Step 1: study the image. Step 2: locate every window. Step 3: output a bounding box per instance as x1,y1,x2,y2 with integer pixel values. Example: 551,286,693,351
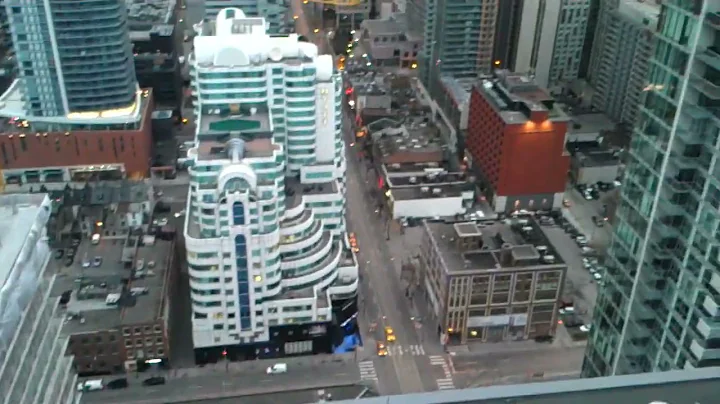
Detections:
232,201,245,225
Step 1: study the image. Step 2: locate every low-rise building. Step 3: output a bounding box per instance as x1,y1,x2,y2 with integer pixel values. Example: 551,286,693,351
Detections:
567,141,622,186
419,218,567,345
0,194,80,404
366,117,475,219
55,228,176,375
357,16,421,70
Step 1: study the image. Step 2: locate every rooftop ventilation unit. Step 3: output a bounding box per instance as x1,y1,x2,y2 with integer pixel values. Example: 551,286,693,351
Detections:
432,188,442,195
421,186,430,193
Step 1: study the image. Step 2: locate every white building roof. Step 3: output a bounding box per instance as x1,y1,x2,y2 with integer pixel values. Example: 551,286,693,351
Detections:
192,7,333,81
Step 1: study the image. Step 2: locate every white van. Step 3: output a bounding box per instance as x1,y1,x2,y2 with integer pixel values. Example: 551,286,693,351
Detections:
77,379,103,392
91,233,101,245
266,363,287,375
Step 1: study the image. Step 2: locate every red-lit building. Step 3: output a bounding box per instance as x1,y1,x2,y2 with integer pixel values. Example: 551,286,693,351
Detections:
466,72,570,213
0,89,154,186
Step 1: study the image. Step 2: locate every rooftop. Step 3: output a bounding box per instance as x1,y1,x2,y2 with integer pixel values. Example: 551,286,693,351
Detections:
284,176,339,211
373,121,445,159
0,80,149,129
55,233,174,333
475,71,569,125
126,0,176,28
0,193,49,288
567,141,622,167
333,367,720,404
567,112,616,135
440,75,477,106
198,107,272,134
425,217,565,274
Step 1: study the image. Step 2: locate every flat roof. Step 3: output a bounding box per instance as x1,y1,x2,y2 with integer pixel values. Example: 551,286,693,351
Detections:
361,18,405,36
196,137,278,161
391,183,466,201
0,194,48,288
332,367,720,404
475,72,569,125
0,80,149,130
424,218,565,274
284,176,339,211
56,233,173,333
567,141,621,167
199,107,272,135
568,113,616,134
126,0,176,29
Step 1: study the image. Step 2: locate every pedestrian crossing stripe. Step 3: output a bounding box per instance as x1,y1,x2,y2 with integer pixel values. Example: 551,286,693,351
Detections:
385,344,426,356
359,361,378,381
429,355,446,366
437,378,455,390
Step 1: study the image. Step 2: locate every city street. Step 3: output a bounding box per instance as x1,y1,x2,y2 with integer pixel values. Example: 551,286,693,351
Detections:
182,386,374,403
82,362,360,403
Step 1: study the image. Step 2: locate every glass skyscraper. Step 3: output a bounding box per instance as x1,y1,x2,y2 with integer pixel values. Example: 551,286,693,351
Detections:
184,8,358,363
4,0,137,115
584,0,720,377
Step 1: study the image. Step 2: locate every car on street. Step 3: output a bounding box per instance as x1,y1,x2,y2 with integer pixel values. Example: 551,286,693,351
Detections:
77,379,103,392
64,257,74,267
384,326,396,342
55,249,64,260
593,272,603,281
376,342,388,357
142,376,166,386
82,259,91,268
136,259,145,270
266,363,287,375
92,256,103,267
580,324,592,333
559,307,575,315
106,378,128,390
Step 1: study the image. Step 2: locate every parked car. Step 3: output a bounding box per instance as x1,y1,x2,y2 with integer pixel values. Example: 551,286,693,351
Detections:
55,249,64,259
142,376,166,386
77,379,103,392
64,257,74,267
92,256,103,267
106,378,128,390
82,259,91,268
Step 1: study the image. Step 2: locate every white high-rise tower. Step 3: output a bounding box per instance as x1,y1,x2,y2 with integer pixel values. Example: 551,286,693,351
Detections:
184,8,359,363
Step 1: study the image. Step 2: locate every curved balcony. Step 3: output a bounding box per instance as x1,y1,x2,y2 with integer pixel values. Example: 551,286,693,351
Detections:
328,277,359,299
280,209,314,236
189,277,222,291
186,254,221,267
280,231,333,270
279,220,323,254
189,290,222,303
190,300,222,314
281,242,341,289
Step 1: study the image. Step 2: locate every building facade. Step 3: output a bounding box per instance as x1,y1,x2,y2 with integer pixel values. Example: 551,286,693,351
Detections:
185,9,358,363
203,0,291,34
0,0,153,181
5,0,137,115
590,1,658,125
419,219,566,345
466,71,570,213
128,0,184,114
408,0,497,95
512,0,592,92
0,194,80,404
583,1,720,377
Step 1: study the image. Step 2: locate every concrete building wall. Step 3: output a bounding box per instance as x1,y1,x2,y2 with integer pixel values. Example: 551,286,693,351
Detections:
391,196,465,218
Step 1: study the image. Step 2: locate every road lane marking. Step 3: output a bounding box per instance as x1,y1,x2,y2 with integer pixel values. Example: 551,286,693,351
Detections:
429,355,446,366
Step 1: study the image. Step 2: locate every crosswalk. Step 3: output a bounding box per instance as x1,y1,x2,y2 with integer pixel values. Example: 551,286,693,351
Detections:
384,344,426,356
429,355,455,390
358,361,378,382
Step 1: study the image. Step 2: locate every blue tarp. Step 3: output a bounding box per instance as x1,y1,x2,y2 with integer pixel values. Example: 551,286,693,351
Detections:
334,334,361,353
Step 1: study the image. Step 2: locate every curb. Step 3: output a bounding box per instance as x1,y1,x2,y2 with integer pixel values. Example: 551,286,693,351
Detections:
117,381,362,404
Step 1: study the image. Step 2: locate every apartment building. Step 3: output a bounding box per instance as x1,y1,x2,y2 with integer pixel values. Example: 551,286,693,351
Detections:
466,71,570,213
513,0,592,91
583,1,720,377
0,194,80,404
407,0,498,95
185,8,358,363
0,0,153,181
419,218,566,345
590,0,659,125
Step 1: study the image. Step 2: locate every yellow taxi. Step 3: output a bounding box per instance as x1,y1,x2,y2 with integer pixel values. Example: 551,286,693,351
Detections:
376,342,388,357
349,232,359,253
384,326,396,343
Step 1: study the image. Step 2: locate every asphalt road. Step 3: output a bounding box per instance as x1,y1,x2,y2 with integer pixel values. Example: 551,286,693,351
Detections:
82,363,361,404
